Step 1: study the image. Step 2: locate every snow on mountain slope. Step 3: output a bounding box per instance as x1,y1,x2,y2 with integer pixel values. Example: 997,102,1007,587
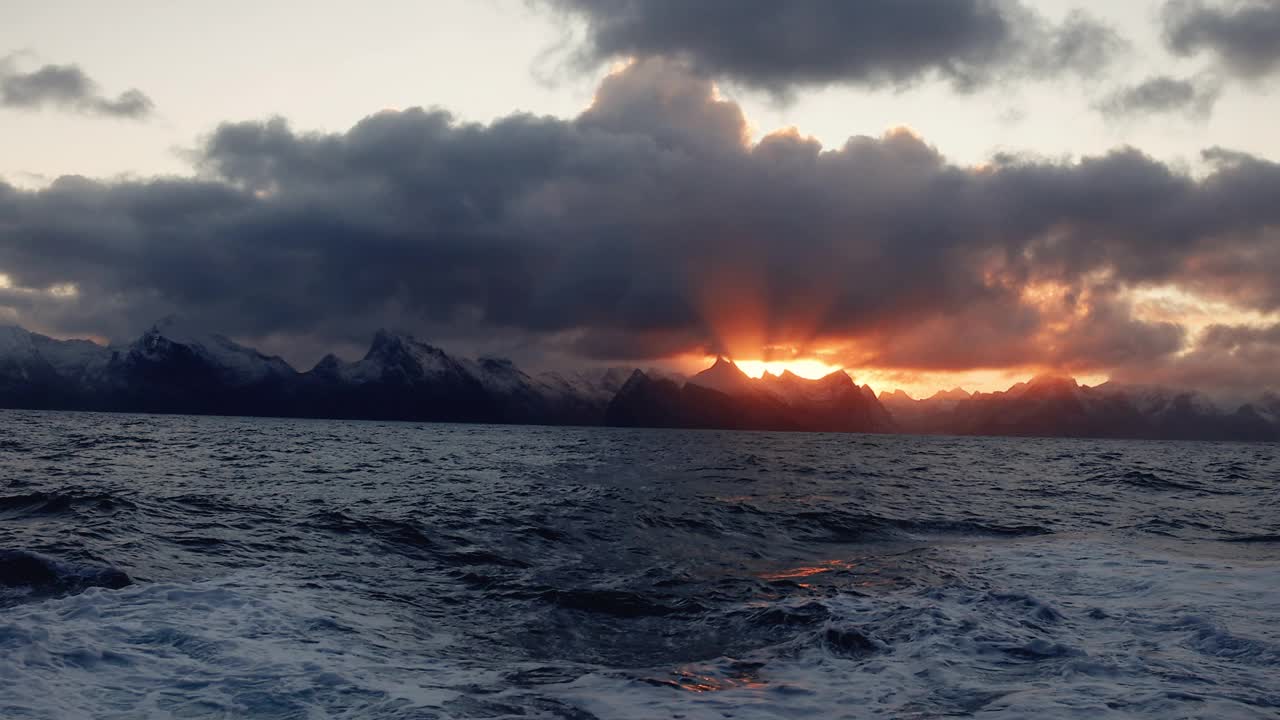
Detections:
314,331,619,413
536,368,633,404
335,330,470,385
0,320,1273,439
462,357,541,397
128,318,297,384
0,326,111,379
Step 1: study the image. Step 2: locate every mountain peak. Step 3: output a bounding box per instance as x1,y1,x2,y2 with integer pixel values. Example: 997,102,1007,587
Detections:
347,330,472,386
364,329,443,362
127,318,296,384
688,356,755,395
311,353,344,374
928,387,972,401
146,315,219,344
138,317,201,352
1027,373,1077,387
0,325,36,351
818,369,854,387
367,328,405,353
621,367,648,386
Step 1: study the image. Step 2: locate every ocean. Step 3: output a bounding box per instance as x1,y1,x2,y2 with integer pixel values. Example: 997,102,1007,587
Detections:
0,409,1277,719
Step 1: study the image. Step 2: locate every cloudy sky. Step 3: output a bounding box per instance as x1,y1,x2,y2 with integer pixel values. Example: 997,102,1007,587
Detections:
2,0,1279,397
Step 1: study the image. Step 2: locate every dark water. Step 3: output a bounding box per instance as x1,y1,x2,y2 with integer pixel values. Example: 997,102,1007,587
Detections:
1,410,1278,719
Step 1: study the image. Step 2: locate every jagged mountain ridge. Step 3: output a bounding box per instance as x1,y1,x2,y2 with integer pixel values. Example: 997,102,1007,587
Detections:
879,386,974,427
0,324,1277,440
0,323,613,424
608,358,895,433
882,375,1279,441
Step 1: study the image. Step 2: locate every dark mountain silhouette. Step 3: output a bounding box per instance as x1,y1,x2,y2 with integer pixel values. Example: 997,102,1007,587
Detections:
0,323,1276,440
605,368,803,431
759,369,895,432
0,322,613,425
606,358,895,433
687,356,759,396
104,321,299,415
293,330,497,422
879,386,972,429
884,375,1280,441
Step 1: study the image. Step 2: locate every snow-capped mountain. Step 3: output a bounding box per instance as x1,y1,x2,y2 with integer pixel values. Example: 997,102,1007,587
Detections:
535,367,632,406
297,331,616,424
325,330,478,387
294,331,492,422
125,318,297,386
93,320,299,414
0,321,608,422
0,321,1276,439
0,326,113,406
0,326,111,381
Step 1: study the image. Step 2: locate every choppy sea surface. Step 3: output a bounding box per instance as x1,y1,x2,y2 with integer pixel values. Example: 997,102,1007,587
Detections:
0,410,1278,719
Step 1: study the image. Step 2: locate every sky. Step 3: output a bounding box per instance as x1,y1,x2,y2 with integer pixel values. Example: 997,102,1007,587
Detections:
2,0,1279,398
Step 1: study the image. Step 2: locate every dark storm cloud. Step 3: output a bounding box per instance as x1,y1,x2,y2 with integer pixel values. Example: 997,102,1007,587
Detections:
1200,322,1280,348
537,0,1122,94
1097,75,1222,118
1,59,1279,387
1112,321,1280,399
1163,0,1280,79
0,57,153,118
849,288,1187,373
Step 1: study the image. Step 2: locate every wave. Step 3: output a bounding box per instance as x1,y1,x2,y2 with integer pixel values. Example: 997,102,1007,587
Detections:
0,572,487,718
0,491,135,519
538,589,707,618
819,626,883,658
1162,615,1280,666
300,509,546,572
782,509,1050,543
300,509,437,553
746,601,831,628
0,549,131,606
1088,469,1221,494
1219,534,1280,544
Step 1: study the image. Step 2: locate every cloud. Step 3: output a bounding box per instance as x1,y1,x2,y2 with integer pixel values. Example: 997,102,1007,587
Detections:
0,55,154,118
1111,321,1280,399
845,283,1187,374
1096,74,1222,119
1,59,1278,392
536,0,1123,95
1163,0,1280,79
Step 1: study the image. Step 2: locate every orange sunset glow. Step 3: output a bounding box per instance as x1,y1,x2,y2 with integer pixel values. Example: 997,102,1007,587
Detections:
733,358,845,380
673,351,1113,397
7,3,1280,719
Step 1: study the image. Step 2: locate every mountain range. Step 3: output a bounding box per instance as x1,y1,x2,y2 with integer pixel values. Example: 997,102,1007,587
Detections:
879,376,1279,442
1,320,1276,441
606,358,893,433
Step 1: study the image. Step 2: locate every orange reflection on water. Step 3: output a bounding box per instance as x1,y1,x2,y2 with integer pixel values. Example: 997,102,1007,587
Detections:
660,668,769,693
759,559,858,581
